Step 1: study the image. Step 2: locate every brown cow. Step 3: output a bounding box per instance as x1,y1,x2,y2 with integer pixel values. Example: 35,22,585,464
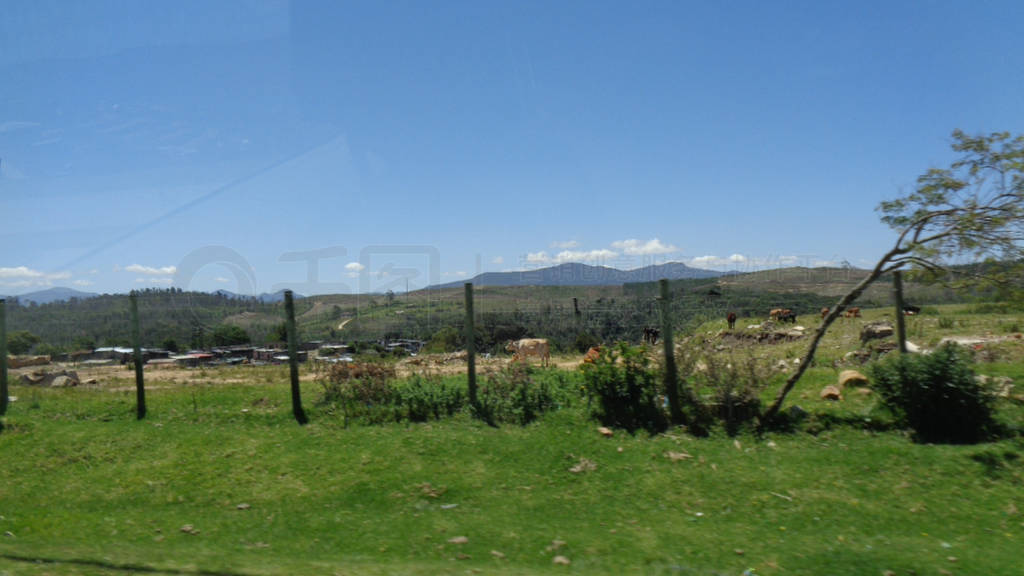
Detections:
821,307,829,319
506,338,551,366
843,307,861,318
727,312,737,330
582,346,602,364
769,308,784,321
642,327,660,345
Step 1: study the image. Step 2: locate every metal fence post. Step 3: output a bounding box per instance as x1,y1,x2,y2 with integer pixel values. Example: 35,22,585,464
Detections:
0,299,8,417
285,290,309,425
464,283,478,410
130,291,146,419
659,279,683,423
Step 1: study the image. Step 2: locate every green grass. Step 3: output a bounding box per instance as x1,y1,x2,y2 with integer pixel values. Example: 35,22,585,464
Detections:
2,365,1023,576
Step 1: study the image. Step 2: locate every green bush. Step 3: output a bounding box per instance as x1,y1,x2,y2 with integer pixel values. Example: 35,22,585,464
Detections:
477,363,558,426
580,343,667,434
319,362,399,424
396,374,465,422
870,343,997,444
690,351,769,435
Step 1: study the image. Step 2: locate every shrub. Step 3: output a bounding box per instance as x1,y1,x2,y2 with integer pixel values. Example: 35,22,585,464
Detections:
396,374,465,422
580,343,667,434
870,343,997,444
477,363,558,426
689,351,770,435
319,362,398,424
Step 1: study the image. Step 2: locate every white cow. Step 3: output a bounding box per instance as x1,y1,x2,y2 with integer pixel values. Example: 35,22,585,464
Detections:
506,338,550,367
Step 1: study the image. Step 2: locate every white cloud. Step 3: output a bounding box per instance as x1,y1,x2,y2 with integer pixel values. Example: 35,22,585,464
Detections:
491,256,504,265
72,279,94,287
214,277,231,284
529,249,618,265
134,277,173,285
0,266,72,288
345,261,366,278
687,253,812,270
550,240,580,249
0,266,44,279
125,264,176,276
554,249,616,264
611,238,678,256
526,251,550,263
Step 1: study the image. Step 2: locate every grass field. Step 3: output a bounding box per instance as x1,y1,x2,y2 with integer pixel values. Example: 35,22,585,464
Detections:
2,305,1023,575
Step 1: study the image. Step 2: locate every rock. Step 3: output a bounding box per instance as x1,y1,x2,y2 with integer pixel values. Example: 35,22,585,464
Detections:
569,458,596,473
180,524,200,535
905,340,922,353
490,550,506,559
993,376,1014,397
19,369,79,387
84,378,98,385
664,451,692,461
236,503,251,510
820,386,842,401
597,426,614,438
787,405,808,419
860,321,894,344
552,555,571,565
838,370,869,388
50,375,78,388
855,387,872,396
447,536,469,544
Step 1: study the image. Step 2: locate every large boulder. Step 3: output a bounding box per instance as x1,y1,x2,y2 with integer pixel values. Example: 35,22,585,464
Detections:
820,385,842,401
838,370,869,388
860,321,894,344
18,369,80,387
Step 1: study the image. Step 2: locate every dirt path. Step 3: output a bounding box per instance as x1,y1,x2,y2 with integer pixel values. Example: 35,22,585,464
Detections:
337,318,353,330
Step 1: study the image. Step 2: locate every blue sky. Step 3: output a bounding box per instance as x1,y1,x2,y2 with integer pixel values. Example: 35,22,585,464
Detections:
2,0,1022,296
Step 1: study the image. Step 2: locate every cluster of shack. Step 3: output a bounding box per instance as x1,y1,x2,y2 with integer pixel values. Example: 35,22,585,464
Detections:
49,338,425,369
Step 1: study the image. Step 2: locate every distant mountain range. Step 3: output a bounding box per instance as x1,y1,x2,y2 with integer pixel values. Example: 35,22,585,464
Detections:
4,287,100,305
4,287,303,305
429,261,726,289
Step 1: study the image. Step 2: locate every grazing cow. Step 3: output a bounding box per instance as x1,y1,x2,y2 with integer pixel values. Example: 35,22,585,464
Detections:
582,346,603,364
778,310,797,324
643,327,660,345
843,307,861,318
506,338,550,367
769,308,785,321
902,305,921,316
821,307,830,319
726,312,737,330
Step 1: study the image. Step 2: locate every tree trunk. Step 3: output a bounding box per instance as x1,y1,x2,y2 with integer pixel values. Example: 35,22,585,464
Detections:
760,253,898,424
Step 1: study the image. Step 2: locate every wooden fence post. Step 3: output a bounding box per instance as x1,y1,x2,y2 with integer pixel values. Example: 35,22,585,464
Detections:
893,271,908,354
0,299,8,417
659,279,683,423
464,283,478,410
285,290,309,425
129,291,146,419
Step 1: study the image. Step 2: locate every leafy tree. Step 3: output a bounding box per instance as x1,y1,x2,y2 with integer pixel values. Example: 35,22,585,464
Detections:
763,130,1024,423
7,330,41,355
211,324,251,347
162,337,180,353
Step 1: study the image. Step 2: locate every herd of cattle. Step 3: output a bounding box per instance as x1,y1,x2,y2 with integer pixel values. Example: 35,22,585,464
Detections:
502,304,923,365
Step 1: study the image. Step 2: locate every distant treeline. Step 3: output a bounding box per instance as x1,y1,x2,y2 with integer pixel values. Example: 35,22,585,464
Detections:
6,266,1021,356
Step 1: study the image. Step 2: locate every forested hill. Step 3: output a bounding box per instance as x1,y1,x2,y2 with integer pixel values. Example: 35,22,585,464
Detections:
429,261,723,289
4,267,1014,355
4,288,289,353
